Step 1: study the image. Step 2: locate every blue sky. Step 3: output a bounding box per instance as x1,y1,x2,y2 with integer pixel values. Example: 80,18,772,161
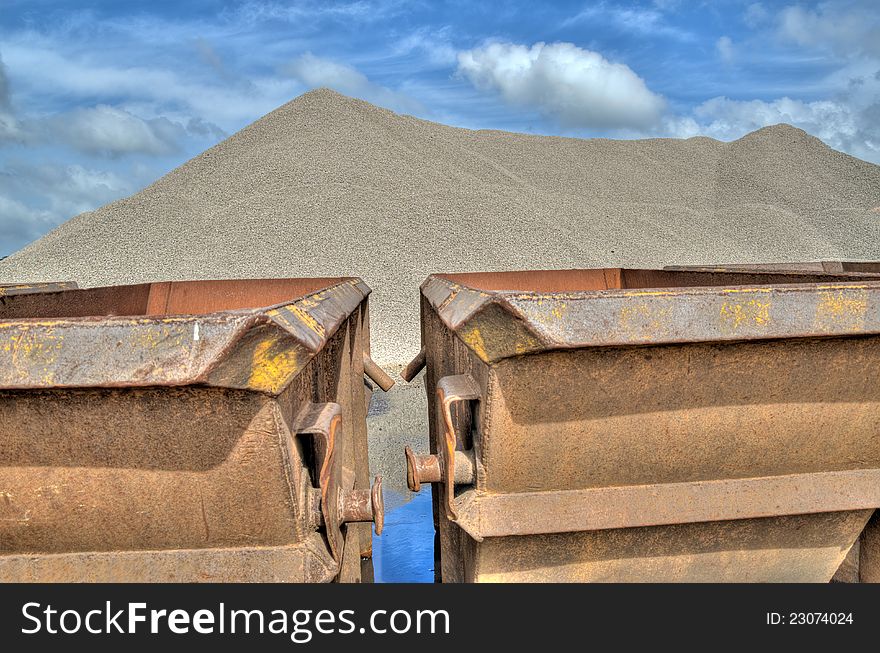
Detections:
1,0,878,255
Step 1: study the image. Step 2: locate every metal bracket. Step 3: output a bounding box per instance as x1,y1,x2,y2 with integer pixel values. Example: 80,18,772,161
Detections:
294,402,344,561
436,374,480,521
294,402,385,564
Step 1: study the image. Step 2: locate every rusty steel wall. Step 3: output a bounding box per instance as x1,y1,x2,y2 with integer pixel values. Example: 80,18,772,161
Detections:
666,262,880,584
466,511,872,583
0,278,381,583
411,268,880,582
419,293,487,583
486,338,880,493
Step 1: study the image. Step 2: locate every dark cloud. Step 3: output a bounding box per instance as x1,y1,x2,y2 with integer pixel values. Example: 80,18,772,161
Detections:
0,53,10,110
41,106,186,157
0,161,134,255
186,116,227,140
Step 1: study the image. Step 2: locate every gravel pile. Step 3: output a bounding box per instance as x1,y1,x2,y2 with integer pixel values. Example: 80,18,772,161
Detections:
2,88,879,364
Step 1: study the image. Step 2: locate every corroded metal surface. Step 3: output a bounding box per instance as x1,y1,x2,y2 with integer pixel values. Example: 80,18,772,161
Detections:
363,354,396,392
0,537,338,583
666,261,880,275
472,511,872,583
411,268,880,582
861,513,880,582
0,281,78,296
338,477,384,536
671,261,880,585
0,278,382,583
401,347,426,382
0,278,371,393
422,271,880,362
451,470,880,541
405,448,474,493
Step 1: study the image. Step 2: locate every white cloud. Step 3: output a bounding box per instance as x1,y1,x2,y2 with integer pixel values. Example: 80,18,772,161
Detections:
0,162,132,217
1,41,289,130
1,97,218,158
394,27,458,66
186,116,227,141
0,112,20,142
743,3,769,28
693,96,853,140
0,195,57,255
281,53,424,114
562,2,693,41
0,43,227,157
456,41,666,130
688,0,879,163
284,54,370,93
716,36,734,63
665,95,879,163
223,0,405,25
777,2,880,57
44,105,185,156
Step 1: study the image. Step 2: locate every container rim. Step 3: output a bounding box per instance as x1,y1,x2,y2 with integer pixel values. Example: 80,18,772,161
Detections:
421,269,880,362
0,277,371,394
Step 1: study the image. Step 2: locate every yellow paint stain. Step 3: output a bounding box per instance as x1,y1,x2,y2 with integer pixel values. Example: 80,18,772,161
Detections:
527,298,568,328
814,289,868,332
287,304,325,338
618,303,671,339
513,340,535,355
461,326,488,361
130,325,185,350
620,287,774,298
248,337,300,393
719,299,771,332
0,328,63,383
0,320,65,329
720,287,773,294
550,301,567,321
816,284,870,291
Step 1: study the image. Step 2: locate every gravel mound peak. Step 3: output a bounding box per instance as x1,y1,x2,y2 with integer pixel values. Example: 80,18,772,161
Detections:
2,88,879,362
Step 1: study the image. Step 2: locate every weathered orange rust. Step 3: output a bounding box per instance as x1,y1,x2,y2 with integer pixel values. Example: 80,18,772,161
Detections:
0,281,78,296
338,476,385,535
405,447,440,492
668,261,880,584
0,278,384,582
666,260,880,275
401,347,426,382
363,353,396,392
861,512,880,582
405,447,474,492
407,267,880,582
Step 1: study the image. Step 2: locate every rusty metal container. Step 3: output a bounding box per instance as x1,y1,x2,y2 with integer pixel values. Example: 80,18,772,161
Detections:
404,268,880,582
669,262,880,584
665,261,880,275
0,278,389,582
0,281,78,296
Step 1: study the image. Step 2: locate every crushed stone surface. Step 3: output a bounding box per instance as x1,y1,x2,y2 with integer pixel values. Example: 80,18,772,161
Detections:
2,88,879,363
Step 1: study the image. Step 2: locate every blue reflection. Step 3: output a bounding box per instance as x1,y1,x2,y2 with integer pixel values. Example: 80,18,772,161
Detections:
372,488,435,583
